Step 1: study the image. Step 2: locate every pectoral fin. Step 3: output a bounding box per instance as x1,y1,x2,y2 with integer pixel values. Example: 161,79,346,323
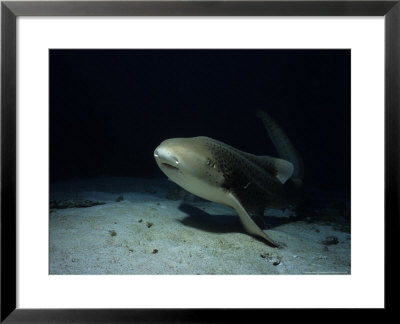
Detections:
227,192,278,247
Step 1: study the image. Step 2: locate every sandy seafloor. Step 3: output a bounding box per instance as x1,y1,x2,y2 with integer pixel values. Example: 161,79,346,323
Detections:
49,176,351,275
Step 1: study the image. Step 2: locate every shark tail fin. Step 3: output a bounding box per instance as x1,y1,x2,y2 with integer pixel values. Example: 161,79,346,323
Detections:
256,110,304,186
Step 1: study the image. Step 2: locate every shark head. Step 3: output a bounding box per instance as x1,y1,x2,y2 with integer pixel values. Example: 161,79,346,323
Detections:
154,137,226,203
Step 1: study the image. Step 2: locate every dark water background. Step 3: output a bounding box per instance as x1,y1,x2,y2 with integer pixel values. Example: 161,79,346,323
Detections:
50,49,350,210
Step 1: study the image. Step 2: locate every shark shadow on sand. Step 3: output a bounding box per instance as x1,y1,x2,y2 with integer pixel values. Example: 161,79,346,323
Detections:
178,203,293,238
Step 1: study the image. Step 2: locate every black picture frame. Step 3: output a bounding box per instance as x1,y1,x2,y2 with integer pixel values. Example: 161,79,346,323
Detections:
1,0,398,321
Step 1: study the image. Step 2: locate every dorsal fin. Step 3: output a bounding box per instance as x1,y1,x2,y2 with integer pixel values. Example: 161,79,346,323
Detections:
252,155,294,184
231,148,294,184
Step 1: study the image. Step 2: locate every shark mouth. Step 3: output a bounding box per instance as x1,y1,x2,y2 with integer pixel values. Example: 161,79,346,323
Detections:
161,162,179,171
